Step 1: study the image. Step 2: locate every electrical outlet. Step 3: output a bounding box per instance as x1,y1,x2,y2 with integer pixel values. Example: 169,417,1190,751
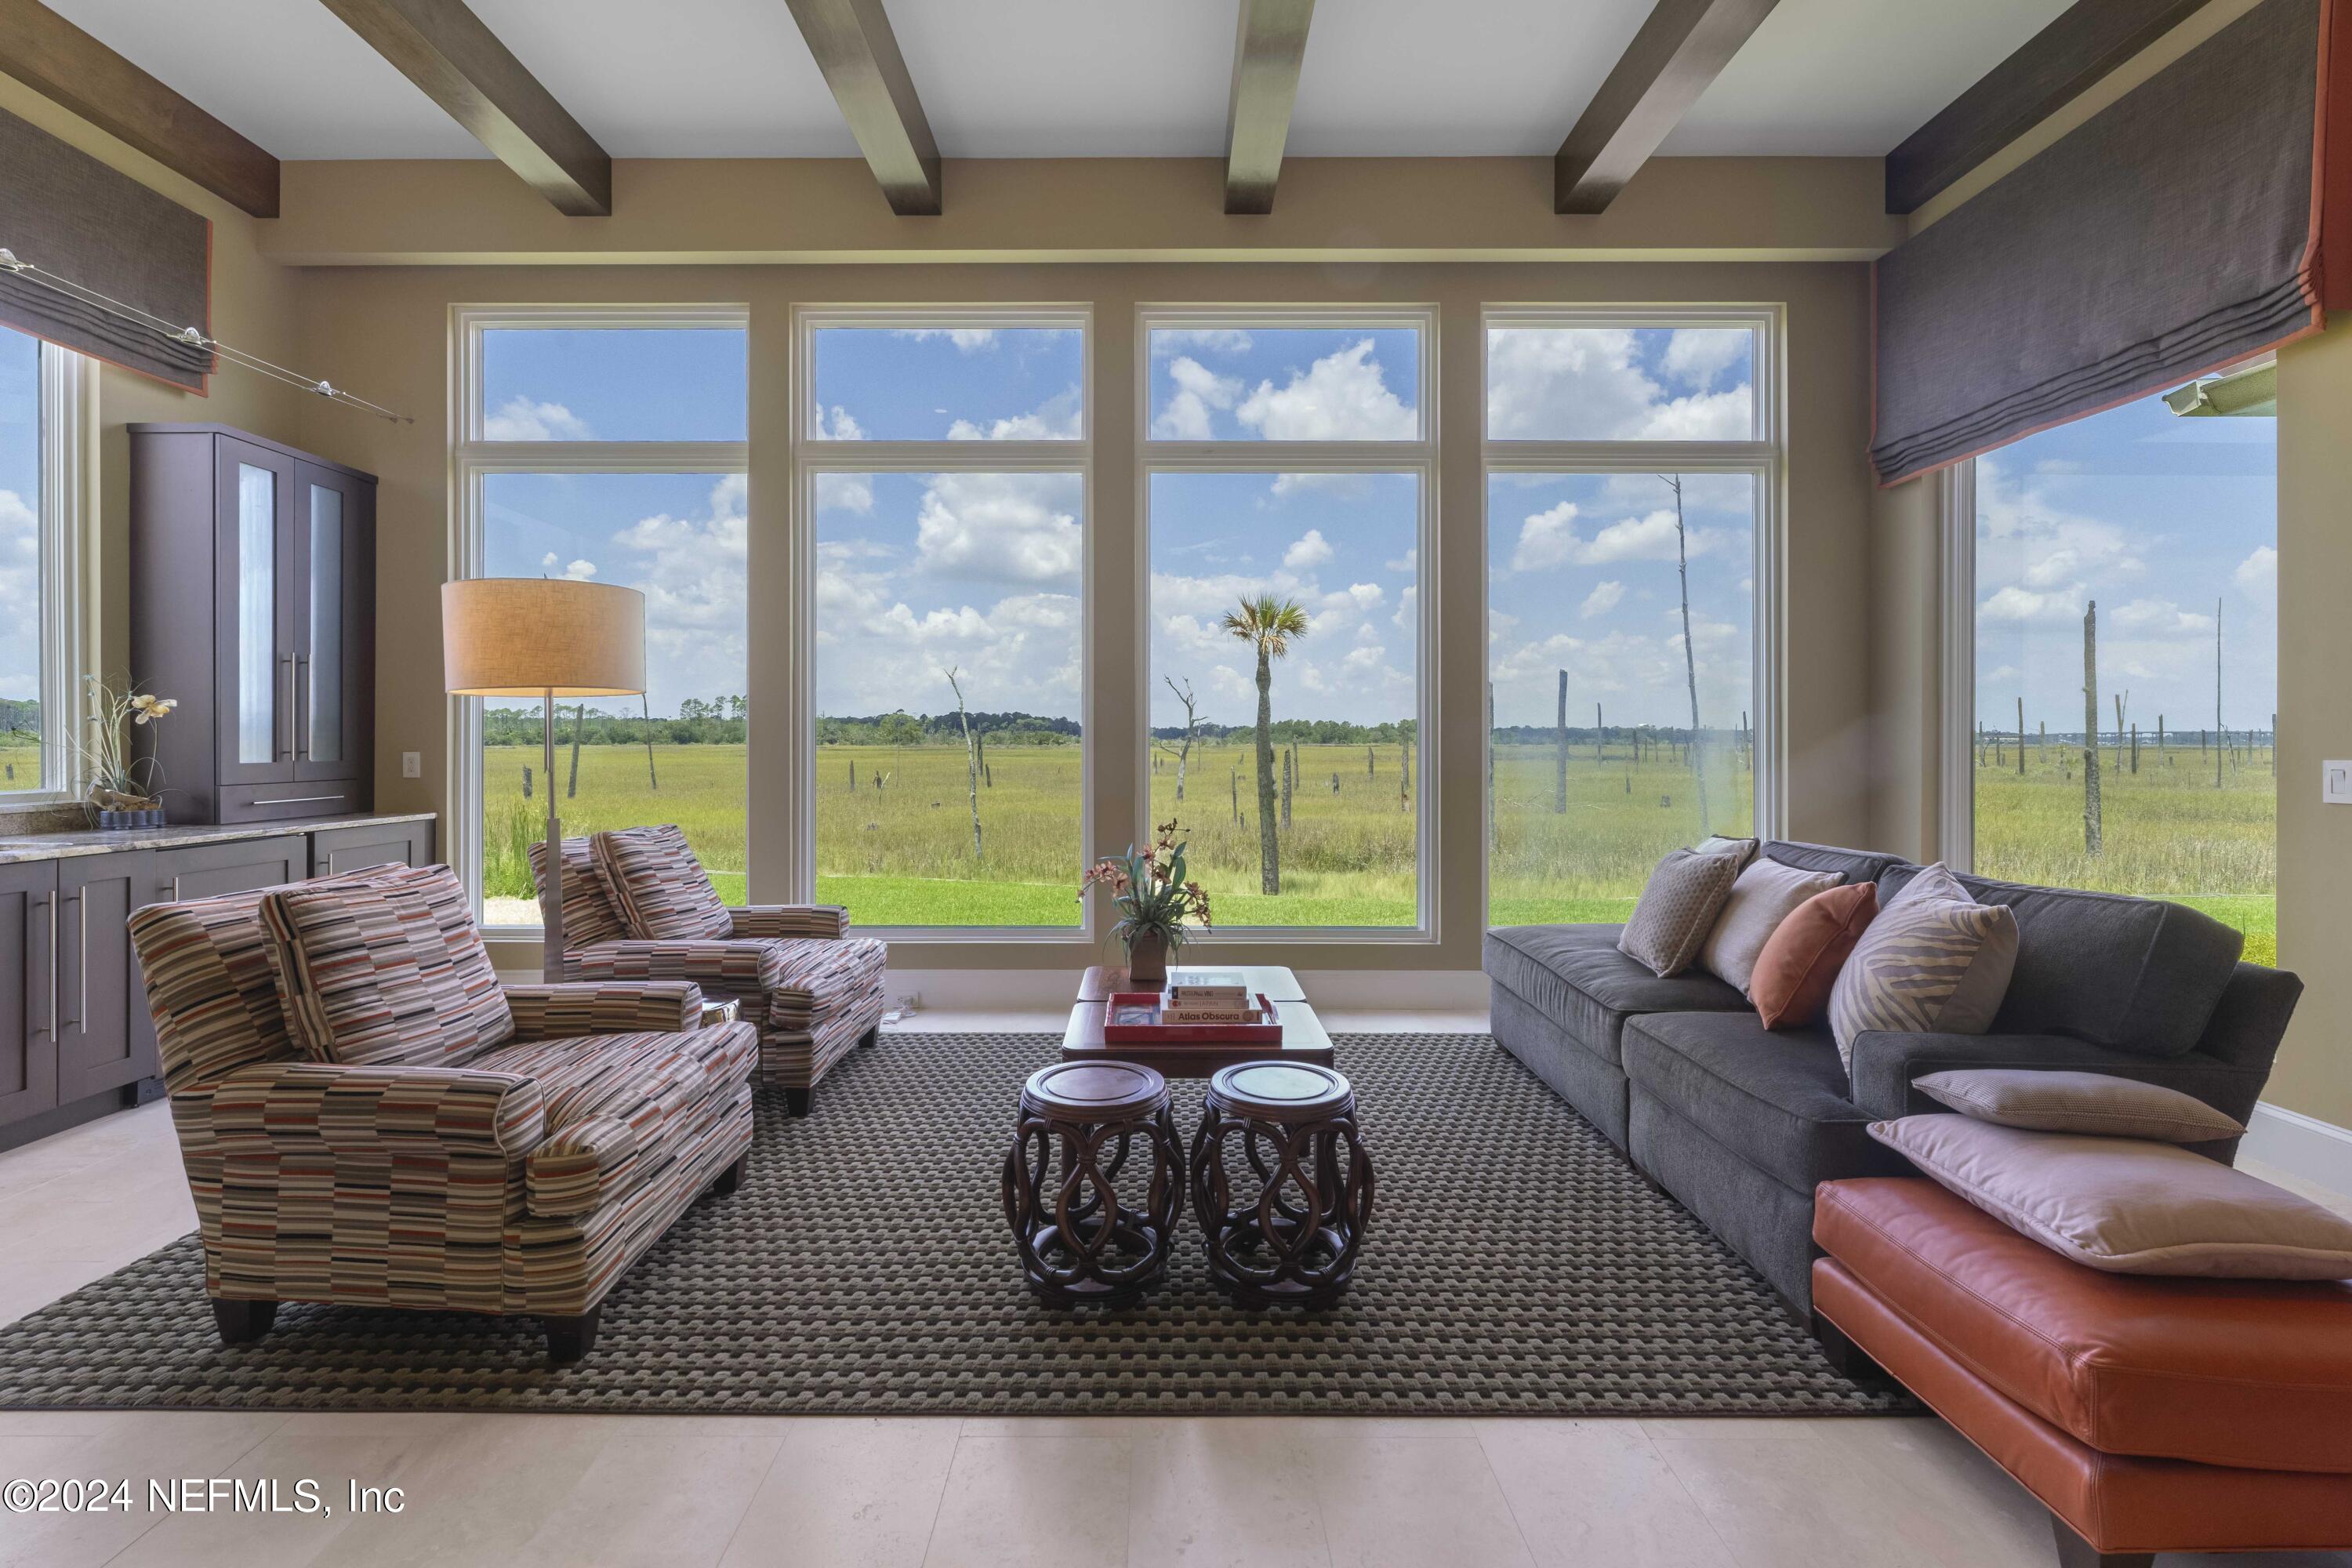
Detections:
2325,761,2352,804
401,751,422,779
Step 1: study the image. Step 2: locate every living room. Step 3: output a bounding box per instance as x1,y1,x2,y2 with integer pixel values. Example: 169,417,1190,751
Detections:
1,0,2349,1564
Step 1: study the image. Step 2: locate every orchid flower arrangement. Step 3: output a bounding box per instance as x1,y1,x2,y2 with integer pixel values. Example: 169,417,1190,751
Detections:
77,676,175,811
1080,818,1213,953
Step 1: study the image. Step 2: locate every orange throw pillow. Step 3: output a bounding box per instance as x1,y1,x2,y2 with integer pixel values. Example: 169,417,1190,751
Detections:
1751,881,1878,1030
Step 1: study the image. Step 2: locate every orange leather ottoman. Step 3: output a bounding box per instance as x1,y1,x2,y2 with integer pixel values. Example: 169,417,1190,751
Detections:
1810,1177,2352,1568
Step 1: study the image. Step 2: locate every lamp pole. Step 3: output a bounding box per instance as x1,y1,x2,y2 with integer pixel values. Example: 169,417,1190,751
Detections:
542,686,568,982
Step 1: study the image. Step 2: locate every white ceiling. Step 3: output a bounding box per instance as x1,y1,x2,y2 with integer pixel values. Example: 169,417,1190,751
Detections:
42,0,2074,163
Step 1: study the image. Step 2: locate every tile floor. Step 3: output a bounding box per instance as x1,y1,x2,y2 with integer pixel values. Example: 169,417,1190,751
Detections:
0,1012,2344,1568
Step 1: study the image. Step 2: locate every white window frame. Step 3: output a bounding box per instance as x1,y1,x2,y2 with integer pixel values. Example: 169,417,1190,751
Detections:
448,303,750,934
1936,460,1977,869
789,304,1094,941
4,340,91,805
1136,303,1440,944
1478,304,1787,924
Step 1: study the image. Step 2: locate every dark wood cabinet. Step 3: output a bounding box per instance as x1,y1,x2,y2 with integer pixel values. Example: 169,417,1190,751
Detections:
0,861,57,1127
131,425,376,824
55,851,154,1104
312,818,435,878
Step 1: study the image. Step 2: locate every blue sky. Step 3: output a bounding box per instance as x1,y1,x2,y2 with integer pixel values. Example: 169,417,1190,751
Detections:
1974,390,2276,738
482,328,746,441
0,328,38,708
1147,327,1419,441
811,328,1081,440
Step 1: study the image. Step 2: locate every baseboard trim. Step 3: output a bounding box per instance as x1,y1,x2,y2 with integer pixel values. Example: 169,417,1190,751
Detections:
2243,1102,2352,1200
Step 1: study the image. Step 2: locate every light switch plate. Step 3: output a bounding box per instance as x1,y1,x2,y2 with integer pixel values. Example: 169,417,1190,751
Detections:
2325,761,2352,804
401,751,422,779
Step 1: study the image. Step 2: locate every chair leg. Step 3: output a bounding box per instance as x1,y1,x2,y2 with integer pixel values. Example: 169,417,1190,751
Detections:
209,1297,277,1346
785,1087,812,1116
858,1024,880,1049
544,1307,602,1366
2049,1511,2152,1568
710,1152,748,1195
1810,1311,1887,1382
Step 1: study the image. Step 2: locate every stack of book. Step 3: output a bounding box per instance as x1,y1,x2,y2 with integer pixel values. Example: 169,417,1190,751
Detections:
1160,970,1261,1024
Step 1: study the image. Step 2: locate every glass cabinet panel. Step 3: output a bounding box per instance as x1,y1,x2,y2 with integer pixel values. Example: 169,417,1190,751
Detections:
307,484,343,764
235,463,277,764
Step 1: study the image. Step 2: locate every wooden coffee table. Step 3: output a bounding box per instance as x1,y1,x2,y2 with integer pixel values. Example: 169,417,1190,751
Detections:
1062,964,1332,1076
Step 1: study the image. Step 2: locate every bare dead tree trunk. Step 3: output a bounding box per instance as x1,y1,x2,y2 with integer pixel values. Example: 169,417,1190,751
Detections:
567,702,585,798
1555,669,1568,813
642,693,659,789
1163,676,1197,802
943,666,982,861
1664,474,1711,837
2083,601,2103,855
2215,597,2225,789
2016,695,2025,776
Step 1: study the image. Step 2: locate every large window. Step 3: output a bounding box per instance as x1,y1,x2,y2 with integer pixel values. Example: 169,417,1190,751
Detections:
1965,372,2278,962
1483,312,1777,925
1142,310,1433,931
0,328,84,801
797,312,1089,930
456,308,749,927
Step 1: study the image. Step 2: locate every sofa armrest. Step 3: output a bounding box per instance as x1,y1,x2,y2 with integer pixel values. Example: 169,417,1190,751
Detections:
1845,1029,2270,1123
730,905,848,940
564,939,786,993
205,1059,547,1158
502,980,704,1040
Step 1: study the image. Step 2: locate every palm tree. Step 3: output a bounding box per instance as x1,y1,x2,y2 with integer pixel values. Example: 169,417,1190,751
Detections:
1221,593,1310,895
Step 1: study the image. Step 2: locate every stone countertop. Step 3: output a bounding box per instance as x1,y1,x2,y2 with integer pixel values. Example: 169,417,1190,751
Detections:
0,812,437,865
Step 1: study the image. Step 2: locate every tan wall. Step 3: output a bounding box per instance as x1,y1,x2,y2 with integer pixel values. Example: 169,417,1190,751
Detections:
0,76,305,795
1864,475,1943,864
291,259,1875,974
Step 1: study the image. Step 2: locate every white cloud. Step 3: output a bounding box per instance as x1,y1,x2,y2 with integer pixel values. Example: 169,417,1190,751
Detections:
913,471,1083,583
1579,580,1626,619
2113,597,2214,635
894,328,996,351
1979,585,2082,624
1236,339,1414,441
812,405,866,441
1385,547,1417,573
1509,502,1708,572
1392,583,1418,631
948,389,1082,442
1152,328,1253,356
1283,529,1334,569
539,551,597,582
815,472,874,514
1486,328,1751,441
485,397,591,441
1659,328,1750,390
2234,544,2278,598
1509,503,1582,572
0,489,38,699
1151,356,1243,440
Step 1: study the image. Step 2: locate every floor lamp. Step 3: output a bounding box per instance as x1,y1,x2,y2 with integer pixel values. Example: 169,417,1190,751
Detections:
442,579,647,983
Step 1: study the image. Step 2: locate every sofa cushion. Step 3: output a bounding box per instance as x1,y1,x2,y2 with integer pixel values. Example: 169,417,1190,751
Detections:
477,1018,757,1218
1618,848,1743,976
1869,1115,2352,1279
1699,857,1843,995
1875,868,2242,1057
1484,926,1746,1067
1760,840,1908,885
1621,1011,1911,1191
1813,1177,2352,1472
260,865,514,1069
593,825,732,941
529,836,630,949
1914,1068,2246,1143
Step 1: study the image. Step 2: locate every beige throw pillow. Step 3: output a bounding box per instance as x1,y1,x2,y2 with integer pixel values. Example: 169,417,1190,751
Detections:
1617,848,1743,978
1890,861,1972,909
1870,1115,2352,1279
1694,836,1761,873
1828,891,2019,1069
1698,858,1842,996
1915,1069,2245,1143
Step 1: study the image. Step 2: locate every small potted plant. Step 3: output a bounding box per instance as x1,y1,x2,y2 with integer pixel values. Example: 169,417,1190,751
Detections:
1080,818,1212,985
78,677,175,829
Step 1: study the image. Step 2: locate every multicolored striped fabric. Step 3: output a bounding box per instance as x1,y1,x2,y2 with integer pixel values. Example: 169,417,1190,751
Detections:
731,905,850,941
503,980,703,1040
593,825,734,940
260,866,514,1069
527,836,630,949
130,872,758,1323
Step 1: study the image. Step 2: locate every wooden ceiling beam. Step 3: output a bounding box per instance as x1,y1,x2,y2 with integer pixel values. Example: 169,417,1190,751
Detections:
1886,0,2212,216
781,0,941,216
1224,0,1316,216
318,0,612,216
1554,0,1780,216
0,0,280,218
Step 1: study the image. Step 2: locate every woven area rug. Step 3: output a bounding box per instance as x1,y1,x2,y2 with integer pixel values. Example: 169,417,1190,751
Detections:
0,1033,1909,1417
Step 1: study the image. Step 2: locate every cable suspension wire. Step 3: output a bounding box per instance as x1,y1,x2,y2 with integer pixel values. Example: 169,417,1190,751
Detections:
0,247,412,424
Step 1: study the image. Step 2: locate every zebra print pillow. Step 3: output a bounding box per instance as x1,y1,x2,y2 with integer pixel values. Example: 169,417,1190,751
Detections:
1828,894,2019,1071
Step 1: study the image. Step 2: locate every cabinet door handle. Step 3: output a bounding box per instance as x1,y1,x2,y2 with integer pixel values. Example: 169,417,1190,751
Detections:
251,793,350,808
295,653,309,760
279,655,295,760
30,892,53,1039
58,891,82,1030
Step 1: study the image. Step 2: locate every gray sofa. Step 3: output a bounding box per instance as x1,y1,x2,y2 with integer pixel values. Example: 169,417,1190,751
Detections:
1484,840,2303,1311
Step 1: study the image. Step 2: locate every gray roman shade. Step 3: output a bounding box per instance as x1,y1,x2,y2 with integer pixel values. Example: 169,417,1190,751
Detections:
1872,0,2334,485
0,107,213,390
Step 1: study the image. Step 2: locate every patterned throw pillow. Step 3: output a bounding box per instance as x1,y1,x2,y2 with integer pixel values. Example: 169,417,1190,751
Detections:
1617,848,1744,978
593,825,733,940
1828,892,2019,1070
260,864,514,1068
528,836,630,949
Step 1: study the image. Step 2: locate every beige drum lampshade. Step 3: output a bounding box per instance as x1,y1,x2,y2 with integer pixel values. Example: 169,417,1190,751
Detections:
441,579,647,697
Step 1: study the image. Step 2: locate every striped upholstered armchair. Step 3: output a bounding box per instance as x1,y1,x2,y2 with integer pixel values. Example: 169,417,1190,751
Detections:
129,862,757,1364
531,827,888,1115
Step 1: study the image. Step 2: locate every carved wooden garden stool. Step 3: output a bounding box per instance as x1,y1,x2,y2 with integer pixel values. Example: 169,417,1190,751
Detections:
1001,1058,1185,1307
1192,1060,1374,1309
